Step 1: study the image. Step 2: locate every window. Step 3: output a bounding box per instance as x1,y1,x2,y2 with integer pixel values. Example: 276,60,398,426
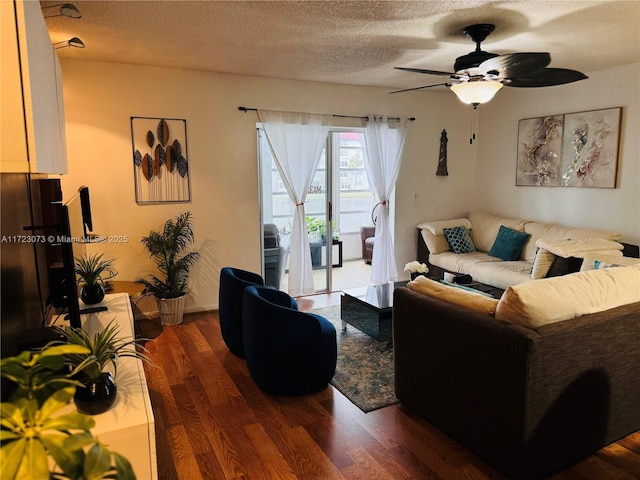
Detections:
332,131,374,234
259,128,374,237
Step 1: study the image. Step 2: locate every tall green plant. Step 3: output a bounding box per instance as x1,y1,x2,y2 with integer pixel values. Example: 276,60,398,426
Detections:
136,211,200,299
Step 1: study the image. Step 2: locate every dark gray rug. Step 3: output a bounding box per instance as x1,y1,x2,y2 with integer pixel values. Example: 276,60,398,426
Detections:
310,305,398,413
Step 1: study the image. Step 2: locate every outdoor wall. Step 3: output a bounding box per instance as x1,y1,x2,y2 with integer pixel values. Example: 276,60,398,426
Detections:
57,59,474,311
475,62,640,244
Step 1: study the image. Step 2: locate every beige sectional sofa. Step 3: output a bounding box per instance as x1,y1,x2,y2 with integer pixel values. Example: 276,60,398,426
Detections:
416,210,636,290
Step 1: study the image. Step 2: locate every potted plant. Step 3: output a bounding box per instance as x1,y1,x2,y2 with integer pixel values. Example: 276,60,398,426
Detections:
75,253,117,305
0,346,135,479
404,261,429,280
305,216,326,243
136,211,200,325
50,319,152,415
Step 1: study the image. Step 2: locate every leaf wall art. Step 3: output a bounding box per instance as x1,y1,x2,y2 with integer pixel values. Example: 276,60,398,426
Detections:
131,117,191,203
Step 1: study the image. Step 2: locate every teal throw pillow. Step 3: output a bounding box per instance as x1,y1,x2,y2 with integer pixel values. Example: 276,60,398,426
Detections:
443,225,476,254
489,225,531,261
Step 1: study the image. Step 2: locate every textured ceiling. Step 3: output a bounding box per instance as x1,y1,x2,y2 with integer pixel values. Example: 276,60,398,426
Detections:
42,0,640,90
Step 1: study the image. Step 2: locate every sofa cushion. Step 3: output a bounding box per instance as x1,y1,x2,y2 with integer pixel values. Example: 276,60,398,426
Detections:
495,267,640,328
469,211,528,253
417,218,471,235
407,276,499,315
530,247,556,279
522,221,622,262
580,252,638,271
536,237,623,259
429,251,502,275
489,226,531,261
443,225,476,254
469,260,533,290
421,229,451,254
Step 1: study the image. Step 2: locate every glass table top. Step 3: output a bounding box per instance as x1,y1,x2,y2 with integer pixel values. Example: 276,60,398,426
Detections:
341,281,408,310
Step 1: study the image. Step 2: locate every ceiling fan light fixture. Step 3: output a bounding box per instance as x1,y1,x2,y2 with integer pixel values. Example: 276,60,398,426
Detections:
450,80,503,107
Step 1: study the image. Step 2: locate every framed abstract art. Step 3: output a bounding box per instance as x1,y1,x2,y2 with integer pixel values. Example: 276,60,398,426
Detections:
516,107,621,188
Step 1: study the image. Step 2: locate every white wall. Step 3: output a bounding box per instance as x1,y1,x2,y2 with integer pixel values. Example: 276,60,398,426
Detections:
58,60,474,310
475,63,640,244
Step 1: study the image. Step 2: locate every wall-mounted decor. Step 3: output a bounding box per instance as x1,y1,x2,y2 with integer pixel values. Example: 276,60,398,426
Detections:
436,129,448,176
131,117,191,204
516,115,564,186
560,108,621,188
516,107,621,188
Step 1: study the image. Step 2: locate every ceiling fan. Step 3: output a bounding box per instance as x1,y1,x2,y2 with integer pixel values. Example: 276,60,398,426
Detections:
392,24,588,108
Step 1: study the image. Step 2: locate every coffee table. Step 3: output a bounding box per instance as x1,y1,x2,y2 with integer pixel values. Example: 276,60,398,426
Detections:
340,281,407,341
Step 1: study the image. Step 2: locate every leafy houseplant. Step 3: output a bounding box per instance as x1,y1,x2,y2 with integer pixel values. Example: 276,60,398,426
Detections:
136,211,200,325
50,320,152,415
0,346,135,479
75,253,117,305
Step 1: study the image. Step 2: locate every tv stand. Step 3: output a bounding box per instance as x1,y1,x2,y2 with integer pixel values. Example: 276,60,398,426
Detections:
60,293,157,478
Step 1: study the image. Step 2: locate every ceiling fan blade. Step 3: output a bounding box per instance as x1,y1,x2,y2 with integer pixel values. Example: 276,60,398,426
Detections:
506,68,588,87
479,53,551,78
394,66,457,77
389,82,452,94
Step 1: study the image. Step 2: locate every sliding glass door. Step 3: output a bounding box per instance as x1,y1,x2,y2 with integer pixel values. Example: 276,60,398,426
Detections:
259,128,375,294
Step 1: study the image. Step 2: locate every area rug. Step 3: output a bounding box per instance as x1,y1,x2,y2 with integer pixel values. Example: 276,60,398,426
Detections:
310,305,398,413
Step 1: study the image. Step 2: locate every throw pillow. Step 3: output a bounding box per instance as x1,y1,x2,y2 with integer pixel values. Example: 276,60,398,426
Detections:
443,226,476,254
489,225,531,261
530,247,556,279
408,276,499,316
420,229,451,254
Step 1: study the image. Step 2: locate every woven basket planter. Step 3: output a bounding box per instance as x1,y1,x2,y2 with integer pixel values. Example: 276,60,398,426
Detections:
157,295,186,325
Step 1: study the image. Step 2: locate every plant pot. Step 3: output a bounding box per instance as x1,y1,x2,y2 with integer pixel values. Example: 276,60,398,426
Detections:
157,295,186,325
80,284,105,305
74,372,117,415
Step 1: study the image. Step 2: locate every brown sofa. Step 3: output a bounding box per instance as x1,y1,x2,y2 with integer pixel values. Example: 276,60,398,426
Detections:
360,225,375,264
393,286,640,480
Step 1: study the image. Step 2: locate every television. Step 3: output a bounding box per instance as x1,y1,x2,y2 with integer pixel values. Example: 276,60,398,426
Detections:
56,186,105,329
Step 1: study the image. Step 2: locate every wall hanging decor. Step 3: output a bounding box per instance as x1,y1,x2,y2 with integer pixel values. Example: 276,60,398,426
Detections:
516,107,621,188
131,117,191,204
436,129,448,176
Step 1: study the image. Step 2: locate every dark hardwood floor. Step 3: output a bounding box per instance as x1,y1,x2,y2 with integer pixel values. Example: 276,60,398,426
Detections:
140,293,640,480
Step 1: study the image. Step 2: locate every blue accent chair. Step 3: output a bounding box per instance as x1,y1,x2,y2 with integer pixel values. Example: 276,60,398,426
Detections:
219,267,265,357
242,285,337,396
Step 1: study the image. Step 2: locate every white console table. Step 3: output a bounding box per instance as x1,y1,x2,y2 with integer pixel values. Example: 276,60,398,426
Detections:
63,293,157,479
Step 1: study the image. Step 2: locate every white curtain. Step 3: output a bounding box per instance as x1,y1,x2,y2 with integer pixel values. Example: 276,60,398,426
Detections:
362,115,409,284
257,109,331,296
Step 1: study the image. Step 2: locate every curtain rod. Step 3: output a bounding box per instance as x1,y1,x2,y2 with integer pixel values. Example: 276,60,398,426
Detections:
238,106,415,121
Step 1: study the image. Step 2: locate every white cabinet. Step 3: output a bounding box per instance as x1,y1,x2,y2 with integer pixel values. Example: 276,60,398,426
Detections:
60,294,157,479
1,0,68,174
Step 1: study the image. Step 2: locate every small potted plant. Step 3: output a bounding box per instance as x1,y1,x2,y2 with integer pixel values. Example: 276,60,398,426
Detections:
136,211,200,325
0,345,136,478
50,320,152,415
75,253,117,305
